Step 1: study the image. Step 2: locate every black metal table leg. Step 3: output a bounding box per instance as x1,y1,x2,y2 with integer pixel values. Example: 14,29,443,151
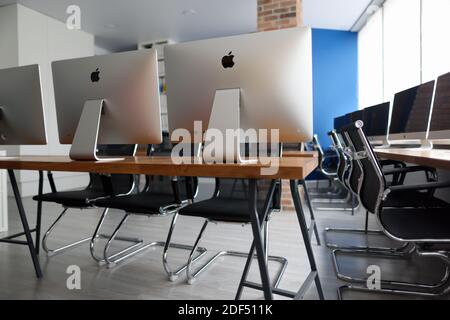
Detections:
290,179,324,300
236,180,277,300
300,179,321,246
247,179,273,300
8,170,43,278
35,171,44,255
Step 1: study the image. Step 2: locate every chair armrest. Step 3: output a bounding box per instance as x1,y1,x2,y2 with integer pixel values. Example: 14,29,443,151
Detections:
380,160,406,168
383,166,436,176
387,181,450,193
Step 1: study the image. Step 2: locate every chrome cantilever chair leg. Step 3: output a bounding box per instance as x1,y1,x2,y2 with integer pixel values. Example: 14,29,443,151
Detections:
337,249,450,299
184,219,288,286
313,187,360,213
311,191,350,204
324,210,409,252
163,213,208,281
43,207,141,257
332,245,416,284
91,211,207,270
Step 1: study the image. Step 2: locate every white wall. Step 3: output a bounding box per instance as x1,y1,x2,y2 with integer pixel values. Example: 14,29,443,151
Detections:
95,45,111,56
0,4,94,196
0,5,18,69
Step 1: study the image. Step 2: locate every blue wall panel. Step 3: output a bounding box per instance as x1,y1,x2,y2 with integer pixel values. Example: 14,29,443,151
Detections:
312,29,358,147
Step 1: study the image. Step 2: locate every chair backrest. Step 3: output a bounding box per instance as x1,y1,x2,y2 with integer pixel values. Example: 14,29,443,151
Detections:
329,130,350,187
312,134,338,177
89,144,137,195
214,178,275,206
210,143,281,210
343,130,364,195
343,121,386,214
312,135,325,160
151,131,172,156
147,137,199,202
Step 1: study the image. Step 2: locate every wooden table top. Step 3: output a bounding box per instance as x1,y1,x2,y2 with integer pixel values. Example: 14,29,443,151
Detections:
0,156,318,180
282,151,318,158
375,148,450,171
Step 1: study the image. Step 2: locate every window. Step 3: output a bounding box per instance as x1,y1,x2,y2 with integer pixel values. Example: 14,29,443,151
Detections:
358,0,450,106
358,8,383,108
422,0,450,82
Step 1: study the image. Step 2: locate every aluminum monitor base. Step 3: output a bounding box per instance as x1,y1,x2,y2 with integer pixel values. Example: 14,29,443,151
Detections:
203,89,257,164
69,99,125,162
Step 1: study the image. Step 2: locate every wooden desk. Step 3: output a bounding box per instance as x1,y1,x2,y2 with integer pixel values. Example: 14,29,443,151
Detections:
375,149,450,171
0,156,317,179
0,156,323,301
282,151,318,158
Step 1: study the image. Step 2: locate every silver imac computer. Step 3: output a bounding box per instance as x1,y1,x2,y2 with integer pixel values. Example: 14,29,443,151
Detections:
0,64,47,147
428,72,450,146
387,80,436,149
363,102,391,147
52,50,162,161
165,27,313,163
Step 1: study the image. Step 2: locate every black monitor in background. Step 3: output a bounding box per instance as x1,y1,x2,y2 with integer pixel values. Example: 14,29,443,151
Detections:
350,110,364,123
388,80,435,140
334,114,351,131
429,72,450,141
363,102,391,137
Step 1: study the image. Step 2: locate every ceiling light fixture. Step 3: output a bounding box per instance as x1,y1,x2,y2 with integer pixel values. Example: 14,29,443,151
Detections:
104,23,118,29
182,9,197,16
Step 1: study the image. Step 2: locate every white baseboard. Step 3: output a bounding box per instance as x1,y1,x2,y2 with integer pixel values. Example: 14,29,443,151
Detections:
8,173,90,198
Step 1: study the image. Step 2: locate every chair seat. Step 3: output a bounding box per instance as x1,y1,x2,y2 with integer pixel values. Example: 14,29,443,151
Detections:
179,197,266,223
380,208,450,241
94,192,178,215
384,190,449,208
33,190,107,208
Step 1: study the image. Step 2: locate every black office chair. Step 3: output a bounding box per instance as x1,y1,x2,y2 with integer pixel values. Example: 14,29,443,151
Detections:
307,134,341,196
312,130,359,213
325,125,447,250
33,145,139,256
91,142,207,276
165,178,288,293
337,121,450,298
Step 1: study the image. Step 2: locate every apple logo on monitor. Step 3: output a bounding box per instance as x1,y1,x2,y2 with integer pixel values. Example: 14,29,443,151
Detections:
91,68,100,82
222,52,235,69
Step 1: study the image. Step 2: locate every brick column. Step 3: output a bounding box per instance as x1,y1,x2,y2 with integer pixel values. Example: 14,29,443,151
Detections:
258,0,304,211
258,0,303,31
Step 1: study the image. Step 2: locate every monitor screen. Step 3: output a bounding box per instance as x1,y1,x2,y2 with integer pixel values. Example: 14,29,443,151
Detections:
350,110,364,123
363,102,390,137
389,80,435,135
430,72,450,133
334,114,351,131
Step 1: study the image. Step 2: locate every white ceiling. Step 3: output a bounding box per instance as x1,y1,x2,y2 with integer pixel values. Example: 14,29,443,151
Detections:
0,0,258,51
0,0,372,51
303,0,373,30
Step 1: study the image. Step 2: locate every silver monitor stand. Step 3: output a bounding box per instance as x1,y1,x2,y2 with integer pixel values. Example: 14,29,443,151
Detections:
69,99,124,161
203,88,258,164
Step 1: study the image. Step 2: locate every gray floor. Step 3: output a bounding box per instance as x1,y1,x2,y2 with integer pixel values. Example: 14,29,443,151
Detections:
0,185,448,300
